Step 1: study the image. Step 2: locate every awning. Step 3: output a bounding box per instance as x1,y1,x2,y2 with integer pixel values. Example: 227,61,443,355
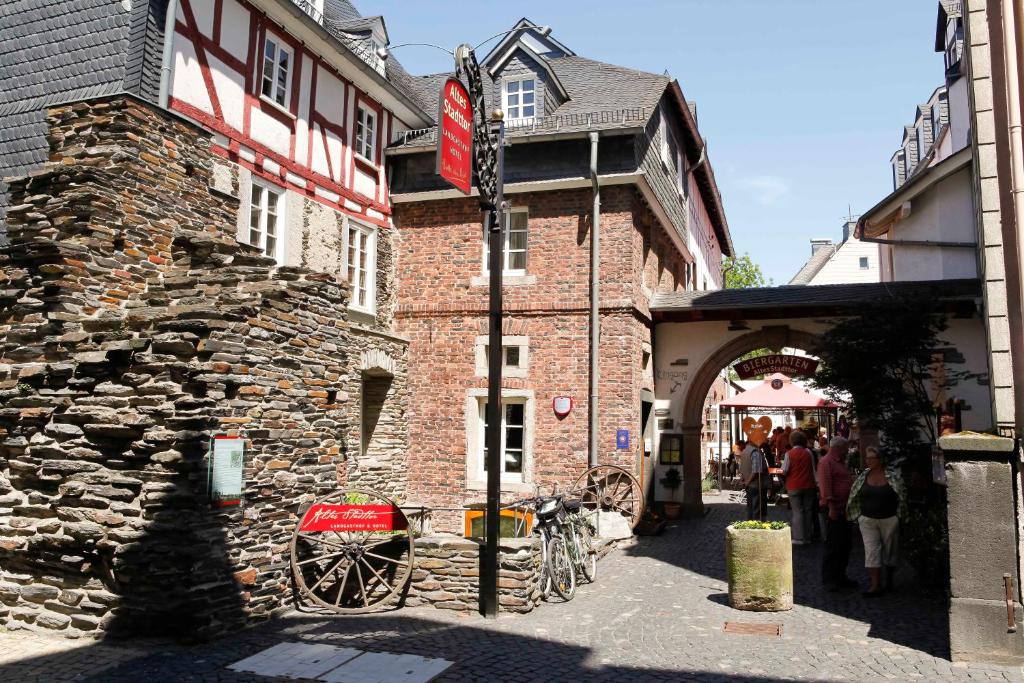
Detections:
719,373,838,410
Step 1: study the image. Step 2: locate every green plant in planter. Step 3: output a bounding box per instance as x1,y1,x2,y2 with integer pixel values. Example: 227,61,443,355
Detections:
659,467,683,518
659,467,682,498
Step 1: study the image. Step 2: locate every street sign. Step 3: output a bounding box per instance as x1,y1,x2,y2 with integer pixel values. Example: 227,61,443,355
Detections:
436,77,473,195
732,354,819,380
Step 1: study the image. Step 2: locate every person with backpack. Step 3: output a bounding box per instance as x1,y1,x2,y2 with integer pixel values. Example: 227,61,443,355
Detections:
782,430,817,545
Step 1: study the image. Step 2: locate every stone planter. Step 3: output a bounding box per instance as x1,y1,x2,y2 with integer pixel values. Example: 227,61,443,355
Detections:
725,526,793,611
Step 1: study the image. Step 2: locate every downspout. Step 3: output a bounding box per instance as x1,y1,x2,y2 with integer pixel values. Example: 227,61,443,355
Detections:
589,131,600,467
158,0,179,109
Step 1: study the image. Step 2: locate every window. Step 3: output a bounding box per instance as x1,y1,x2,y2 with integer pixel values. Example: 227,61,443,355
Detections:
660,434,683,465
347,221,376,312
356,104,377,161
248,183,283,262
475,335,528,378
859,256,869,270
483,208,528,275
261,35,291,108
479,400,526,479
503,77,535,121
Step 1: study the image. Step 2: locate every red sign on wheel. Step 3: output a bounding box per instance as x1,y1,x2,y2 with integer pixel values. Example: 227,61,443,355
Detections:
299,504,408,533
436,77,473,195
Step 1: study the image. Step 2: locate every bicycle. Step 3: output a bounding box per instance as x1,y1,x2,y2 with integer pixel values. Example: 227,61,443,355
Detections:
561,498,597,584
502,492,574,601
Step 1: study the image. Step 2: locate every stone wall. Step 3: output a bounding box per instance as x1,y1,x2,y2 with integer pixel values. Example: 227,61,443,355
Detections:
405,536,541,613
0,96,408,638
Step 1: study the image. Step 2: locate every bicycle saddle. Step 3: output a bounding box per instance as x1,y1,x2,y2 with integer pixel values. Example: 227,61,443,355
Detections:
563,499,582,511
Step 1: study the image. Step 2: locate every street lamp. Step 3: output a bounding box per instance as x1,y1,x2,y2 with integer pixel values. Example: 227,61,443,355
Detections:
383,23,548,619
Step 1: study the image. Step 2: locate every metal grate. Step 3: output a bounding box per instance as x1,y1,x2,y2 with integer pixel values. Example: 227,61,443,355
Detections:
722,621,783,636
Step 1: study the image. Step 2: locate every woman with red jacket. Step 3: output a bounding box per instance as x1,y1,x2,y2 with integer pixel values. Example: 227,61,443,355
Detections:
782,430,818,545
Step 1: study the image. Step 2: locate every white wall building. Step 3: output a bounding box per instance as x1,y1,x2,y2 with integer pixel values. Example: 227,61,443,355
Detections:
789,221,881,285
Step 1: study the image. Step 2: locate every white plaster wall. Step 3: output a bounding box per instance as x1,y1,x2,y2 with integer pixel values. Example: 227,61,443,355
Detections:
284,190,304,268
890,167,978,280
949,77,971,154
171,34,215,115
810,237,881,285
209,55,246,131
940,317,995,431
249,108,291,158
219,0,250,61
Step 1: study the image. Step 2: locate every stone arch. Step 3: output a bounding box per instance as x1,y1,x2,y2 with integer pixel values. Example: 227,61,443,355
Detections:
361,349,396,378
678,326,823,515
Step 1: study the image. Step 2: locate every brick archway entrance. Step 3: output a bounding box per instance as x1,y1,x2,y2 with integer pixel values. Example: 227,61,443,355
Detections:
678,327,822,516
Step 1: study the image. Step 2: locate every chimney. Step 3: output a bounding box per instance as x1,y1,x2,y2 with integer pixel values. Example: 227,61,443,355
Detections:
842,220,857,243
810,239,833,254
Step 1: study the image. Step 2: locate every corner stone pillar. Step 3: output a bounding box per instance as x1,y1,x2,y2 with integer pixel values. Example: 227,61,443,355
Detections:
681,424,704,518
941,433,1024,664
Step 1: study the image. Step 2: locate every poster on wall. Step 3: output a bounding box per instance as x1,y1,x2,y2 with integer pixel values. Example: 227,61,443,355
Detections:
209,436,245,507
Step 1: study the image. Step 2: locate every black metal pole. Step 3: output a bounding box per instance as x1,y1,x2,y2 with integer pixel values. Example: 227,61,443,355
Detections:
481,116,505,618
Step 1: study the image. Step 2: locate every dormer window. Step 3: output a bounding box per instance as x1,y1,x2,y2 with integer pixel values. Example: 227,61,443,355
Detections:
503,77,536,122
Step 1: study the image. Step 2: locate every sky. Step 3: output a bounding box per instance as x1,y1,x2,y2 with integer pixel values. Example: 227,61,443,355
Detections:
358,0,945,285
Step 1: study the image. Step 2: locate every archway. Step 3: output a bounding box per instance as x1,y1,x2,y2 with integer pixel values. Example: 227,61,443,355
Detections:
678,326,822,516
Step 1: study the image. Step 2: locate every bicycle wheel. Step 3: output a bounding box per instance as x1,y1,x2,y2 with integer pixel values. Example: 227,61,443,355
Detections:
537,531,553,599
577,522,597,583
546,535,576,601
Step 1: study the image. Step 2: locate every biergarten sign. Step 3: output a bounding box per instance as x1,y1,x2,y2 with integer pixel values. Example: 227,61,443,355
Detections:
299,504,409,533
436,77,473,194
733,354,819,380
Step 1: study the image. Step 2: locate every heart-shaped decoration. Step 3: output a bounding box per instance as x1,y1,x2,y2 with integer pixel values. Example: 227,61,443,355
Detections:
742,415,773,446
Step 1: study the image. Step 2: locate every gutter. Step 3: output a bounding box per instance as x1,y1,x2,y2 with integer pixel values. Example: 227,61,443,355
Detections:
589,131,601,468
157,0,179,108
858,235,978,249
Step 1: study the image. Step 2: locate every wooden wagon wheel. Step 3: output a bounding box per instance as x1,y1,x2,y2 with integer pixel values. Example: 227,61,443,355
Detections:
290,488,414,614
571,465,644,529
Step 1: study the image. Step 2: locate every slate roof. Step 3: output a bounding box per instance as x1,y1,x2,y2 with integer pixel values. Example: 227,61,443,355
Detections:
0,0,138,244
391,55,670,148
651,278,981,320
788,243,836,285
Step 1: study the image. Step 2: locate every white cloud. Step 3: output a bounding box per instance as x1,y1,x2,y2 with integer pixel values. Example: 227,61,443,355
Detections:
739,175,789,206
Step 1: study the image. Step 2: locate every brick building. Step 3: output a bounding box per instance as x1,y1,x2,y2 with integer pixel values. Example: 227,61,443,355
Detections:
386,21,733,530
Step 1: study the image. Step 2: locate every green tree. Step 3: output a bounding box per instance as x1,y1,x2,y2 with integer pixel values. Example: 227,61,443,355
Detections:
723,253,771,289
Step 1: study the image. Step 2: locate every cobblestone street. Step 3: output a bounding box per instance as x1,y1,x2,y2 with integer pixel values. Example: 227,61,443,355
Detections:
2,493,1023,682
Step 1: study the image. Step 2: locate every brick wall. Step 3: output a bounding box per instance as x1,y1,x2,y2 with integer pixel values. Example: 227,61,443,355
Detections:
393,185,685,530
0,96,408,638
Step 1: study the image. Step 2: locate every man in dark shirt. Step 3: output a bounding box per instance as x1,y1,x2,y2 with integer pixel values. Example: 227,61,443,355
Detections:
817,436,856,591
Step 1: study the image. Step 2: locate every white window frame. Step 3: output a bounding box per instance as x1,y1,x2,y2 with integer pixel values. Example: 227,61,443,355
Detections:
247,180,284,263
261,34,293,109
474,335,529,378
356,104,377,162
345,218,377,314
465,388,534,490
502,76,536,122
483,207,528,276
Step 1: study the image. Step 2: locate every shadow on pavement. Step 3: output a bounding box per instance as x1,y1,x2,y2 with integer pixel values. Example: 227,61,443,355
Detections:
4,612,804,683
624,494,951,660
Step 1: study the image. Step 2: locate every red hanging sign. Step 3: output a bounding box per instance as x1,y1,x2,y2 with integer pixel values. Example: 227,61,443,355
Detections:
732,354,819,380
299,504,408,533
436,77,473,195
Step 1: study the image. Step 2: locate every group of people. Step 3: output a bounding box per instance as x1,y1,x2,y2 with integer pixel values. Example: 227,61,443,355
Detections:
734,419,907,597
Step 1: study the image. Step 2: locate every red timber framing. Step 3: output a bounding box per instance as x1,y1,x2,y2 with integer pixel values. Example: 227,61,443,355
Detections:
169,0,399,227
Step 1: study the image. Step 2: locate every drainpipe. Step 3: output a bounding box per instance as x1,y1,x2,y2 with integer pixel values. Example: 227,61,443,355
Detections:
589,131,600,467
158,0,179,109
